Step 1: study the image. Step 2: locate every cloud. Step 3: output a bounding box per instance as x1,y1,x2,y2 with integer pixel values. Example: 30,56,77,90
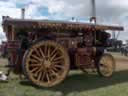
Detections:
0,0,127,42
4,0,128,19
0,0,9,1
0,6,21,32
0,1,15,7
0,1,20,43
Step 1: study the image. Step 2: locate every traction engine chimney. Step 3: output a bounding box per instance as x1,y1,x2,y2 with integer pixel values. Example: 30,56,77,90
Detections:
21,8,25,19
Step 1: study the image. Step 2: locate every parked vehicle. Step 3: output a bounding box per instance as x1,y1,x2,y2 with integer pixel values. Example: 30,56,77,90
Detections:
2,16,124,87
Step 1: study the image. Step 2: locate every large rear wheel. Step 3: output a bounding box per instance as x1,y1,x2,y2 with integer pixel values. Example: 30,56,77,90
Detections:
23,40,70,87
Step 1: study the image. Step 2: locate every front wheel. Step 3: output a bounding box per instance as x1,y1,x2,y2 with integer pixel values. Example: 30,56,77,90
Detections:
96,53,116,77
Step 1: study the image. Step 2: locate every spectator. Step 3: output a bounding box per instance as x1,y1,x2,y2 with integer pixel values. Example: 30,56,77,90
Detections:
121,46,125,55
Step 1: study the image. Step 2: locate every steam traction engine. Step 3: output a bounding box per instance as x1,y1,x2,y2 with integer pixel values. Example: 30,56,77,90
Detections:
2,16,124,87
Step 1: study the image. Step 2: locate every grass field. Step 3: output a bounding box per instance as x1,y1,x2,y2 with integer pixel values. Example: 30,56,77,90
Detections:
0,53,128,96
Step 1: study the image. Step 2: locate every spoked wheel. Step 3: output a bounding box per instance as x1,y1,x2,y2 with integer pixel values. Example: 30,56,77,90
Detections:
23,40,70,87
97,53,116,77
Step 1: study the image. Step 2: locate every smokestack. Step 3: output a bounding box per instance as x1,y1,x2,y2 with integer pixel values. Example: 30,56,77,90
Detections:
21,8,25,19
90,0,96,23
91,0,96,18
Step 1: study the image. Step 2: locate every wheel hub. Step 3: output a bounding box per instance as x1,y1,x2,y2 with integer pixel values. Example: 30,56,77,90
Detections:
44,60,51,68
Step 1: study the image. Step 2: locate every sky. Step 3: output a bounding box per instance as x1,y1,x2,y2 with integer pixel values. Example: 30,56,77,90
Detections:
0,0,128,43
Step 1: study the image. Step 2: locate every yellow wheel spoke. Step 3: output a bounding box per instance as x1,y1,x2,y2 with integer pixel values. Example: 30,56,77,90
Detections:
53,55,64,61
52,60,62,65
39,48,45,58
47,69,58,81
41,71,46,80
50,69,59,78
47,70,54,81
50,47,58,57
31,55,41,61
37,72,42,81
105,57,109,65
46,72,50,83
100,57,106,65
47,46,51,58
54,64,64,69
34,68,42,76
52,65,59,72
34,48,40,57
50,53,57,61
31,67,39,73
29,59,39,63
29,64,41,67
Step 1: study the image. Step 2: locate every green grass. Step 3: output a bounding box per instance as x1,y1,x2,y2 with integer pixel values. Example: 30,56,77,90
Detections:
1,70,128,96
0,53,128,96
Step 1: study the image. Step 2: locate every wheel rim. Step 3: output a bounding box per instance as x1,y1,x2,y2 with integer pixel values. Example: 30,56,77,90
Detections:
99,54,115,77
23,40,69,87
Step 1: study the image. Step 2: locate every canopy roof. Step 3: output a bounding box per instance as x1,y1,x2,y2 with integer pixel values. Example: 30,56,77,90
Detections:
2,17,124,31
